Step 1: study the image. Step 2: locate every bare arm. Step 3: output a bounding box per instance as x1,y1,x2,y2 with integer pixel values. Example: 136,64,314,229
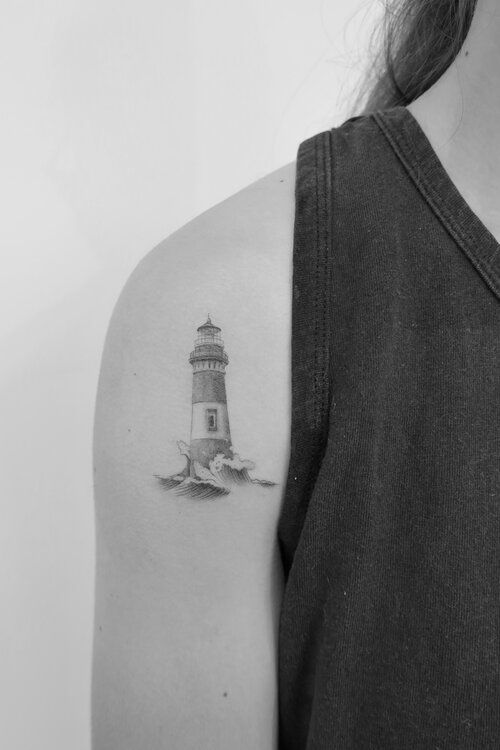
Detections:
92,162,295,749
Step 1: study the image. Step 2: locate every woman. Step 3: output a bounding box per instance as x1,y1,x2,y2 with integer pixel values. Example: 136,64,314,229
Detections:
92,1,498,747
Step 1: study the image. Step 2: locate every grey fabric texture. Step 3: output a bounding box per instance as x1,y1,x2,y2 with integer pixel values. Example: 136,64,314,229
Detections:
277,106,500,749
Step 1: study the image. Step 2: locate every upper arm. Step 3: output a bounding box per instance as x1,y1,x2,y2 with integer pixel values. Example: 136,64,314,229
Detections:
92,162,295,749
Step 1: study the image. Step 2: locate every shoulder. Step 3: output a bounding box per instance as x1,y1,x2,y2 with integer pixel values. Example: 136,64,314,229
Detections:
95,159,296,478
101,161,296,364
99,157,296,373
92,161,297,747
122,160,296,302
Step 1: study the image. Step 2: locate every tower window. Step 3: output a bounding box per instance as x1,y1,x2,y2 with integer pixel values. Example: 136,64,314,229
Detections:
206,408,217,431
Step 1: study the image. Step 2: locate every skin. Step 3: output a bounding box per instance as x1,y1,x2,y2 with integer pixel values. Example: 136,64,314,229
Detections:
93,2,497,747
92,162,295,749
408,0,500,243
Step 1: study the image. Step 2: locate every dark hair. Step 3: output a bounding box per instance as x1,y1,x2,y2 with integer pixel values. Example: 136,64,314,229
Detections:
362,0,478,112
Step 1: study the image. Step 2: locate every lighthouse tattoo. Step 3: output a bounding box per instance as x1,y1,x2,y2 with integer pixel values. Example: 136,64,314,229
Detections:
156,316,276,499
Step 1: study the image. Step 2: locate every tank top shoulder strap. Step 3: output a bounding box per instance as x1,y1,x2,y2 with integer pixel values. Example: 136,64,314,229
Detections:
278,129,334,575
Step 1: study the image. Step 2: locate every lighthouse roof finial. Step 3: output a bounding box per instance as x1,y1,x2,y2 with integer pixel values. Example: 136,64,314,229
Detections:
197,314,221,333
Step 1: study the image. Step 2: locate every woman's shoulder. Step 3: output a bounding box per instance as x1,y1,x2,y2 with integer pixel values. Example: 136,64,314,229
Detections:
97,159,297,444
100,160,296,349
97,155,297,402
103,158,296,356
139,159,296,282
92,162,297,748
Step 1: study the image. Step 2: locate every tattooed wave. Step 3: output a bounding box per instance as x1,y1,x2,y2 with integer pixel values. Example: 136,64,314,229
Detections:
155,441,276,499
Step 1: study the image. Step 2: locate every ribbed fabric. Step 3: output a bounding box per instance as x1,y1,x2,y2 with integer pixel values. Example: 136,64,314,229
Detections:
277,106,500,750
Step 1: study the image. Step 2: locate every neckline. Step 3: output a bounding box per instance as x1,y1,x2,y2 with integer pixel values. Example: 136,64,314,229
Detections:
373,106,500,303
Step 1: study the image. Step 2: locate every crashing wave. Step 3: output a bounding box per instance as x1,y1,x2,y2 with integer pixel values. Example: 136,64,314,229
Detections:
156,444,276,498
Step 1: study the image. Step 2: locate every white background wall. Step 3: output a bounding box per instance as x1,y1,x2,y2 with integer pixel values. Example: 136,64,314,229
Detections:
0,1,380,748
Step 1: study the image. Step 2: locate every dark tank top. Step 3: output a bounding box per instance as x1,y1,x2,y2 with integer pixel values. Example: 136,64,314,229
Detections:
277,106,500,749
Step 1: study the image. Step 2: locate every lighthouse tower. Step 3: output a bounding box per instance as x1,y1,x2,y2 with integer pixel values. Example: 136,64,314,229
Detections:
188,316,232,473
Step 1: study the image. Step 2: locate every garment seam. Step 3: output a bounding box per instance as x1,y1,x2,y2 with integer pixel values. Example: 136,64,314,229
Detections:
373,111,500,302
313,132,332,437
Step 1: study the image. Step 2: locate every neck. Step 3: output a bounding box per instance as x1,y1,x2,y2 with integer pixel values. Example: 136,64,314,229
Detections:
408,0,500,241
